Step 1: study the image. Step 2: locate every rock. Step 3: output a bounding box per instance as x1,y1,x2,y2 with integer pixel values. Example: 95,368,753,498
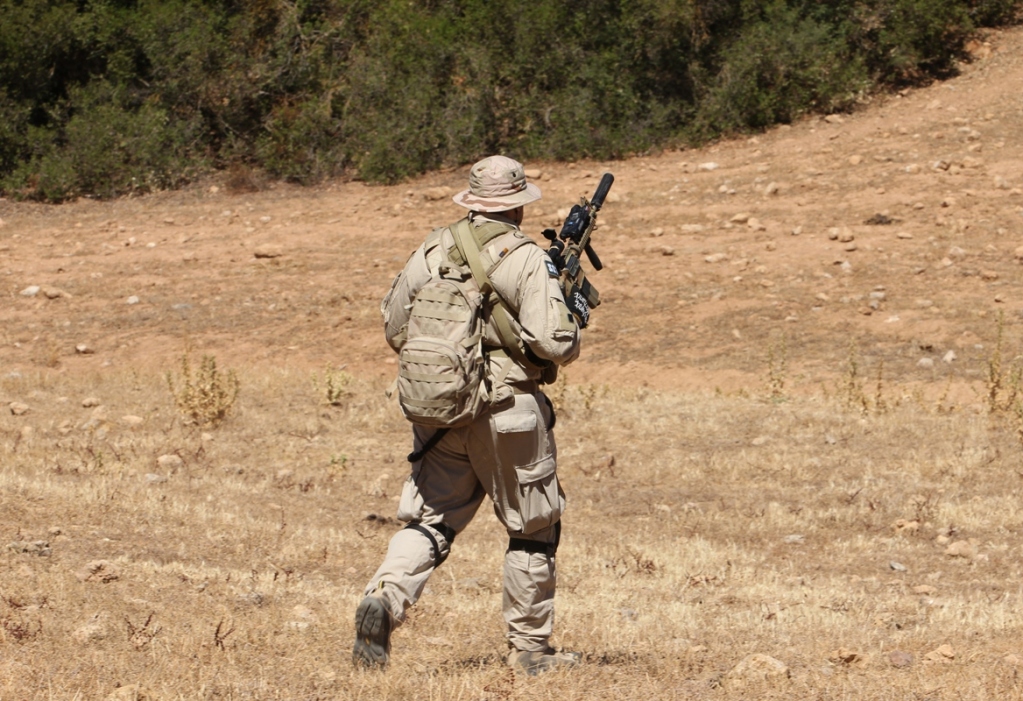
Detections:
76,560,121,583
287,604,319,631
659,246,675,256
892,519,920,533
144,474,168,484
849,155,863,165
157,454,183,470
1015,245,1023,262
765,182,780,195
126,296,140,305
680,224,705,233
751,436,769,446
942,350,957,364
704,253,728,263
897,231,913,239
889,561,908,572
918,358,935,369
20,285,40,297
73,613,112,644
122,415,144,427
523,169,543,180
944,540,977,559
912,585,937,595
75,344,95,354
422,186,452,201
106,684,155,701
8,540,51,556
924,644,955,663
253,244,283,259
698,162,719,171
783,534,805,544
726,654,790,687
730,213,751,223
828,648,866,666
888,650,914,668
42,285,67,299
82,397,101,408
650,227,664,237
9,402,29,416
825,114,845,124
980,270,999,281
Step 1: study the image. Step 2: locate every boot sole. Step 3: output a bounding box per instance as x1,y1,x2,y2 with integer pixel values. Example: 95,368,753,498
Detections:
353,596,391,668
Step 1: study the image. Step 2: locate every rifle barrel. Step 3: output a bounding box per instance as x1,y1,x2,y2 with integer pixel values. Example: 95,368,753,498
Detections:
591,173,615,211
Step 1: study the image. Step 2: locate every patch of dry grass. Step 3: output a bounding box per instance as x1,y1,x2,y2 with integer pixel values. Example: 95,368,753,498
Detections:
2,366,1023,699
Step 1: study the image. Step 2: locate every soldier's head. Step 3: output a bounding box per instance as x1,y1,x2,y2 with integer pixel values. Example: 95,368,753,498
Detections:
452,156,541,221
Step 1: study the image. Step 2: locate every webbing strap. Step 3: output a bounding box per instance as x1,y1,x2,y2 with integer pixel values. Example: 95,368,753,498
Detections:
407,428,448,463
450,219,537,377
404,521,456,567
507,521,561,558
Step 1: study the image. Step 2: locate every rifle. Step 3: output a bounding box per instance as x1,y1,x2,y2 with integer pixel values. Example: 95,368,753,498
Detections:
542,172,614,328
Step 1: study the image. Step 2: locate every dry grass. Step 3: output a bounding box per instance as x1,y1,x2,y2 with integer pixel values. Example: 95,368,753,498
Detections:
3,364,1023,700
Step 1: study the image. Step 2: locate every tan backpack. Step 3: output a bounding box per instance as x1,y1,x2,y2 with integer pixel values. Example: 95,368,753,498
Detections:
395,218,533,429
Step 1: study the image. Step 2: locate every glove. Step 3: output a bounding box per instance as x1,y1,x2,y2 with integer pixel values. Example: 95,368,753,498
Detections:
565,288,590,329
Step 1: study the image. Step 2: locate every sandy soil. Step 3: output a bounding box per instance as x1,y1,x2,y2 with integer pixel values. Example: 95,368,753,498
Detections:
2,27,1022,400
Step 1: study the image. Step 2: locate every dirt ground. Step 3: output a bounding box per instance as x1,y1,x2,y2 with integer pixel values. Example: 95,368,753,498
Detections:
2,29,1022,399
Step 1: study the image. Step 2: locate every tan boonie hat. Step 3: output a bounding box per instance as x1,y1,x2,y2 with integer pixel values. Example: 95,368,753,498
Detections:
452,155,541,212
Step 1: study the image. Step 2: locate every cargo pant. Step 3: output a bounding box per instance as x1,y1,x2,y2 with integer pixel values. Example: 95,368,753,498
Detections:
362,389,564,652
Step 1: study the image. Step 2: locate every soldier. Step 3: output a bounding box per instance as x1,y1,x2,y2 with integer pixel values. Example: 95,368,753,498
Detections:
353,155,589,675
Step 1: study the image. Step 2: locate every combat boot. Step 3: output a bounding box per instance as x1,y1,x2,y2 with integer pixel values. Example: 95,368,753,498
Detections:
507,647,582,676
352,594,392,668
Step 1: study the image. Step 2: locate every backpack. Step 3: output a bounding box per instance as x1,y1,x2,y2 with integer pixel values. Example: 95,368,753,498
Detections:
395,218,533,429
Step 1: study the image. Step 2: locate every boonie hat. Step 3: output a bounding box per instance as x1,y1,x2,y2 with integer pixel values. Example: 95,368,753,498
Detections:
452,156,541,212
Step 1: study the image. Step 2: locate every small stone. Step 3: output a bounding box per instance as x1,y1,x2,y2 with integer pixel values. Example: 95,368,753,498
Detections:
944,540,977,559
42,286,66,299
726,654,790,688
253,244,284,259
980,270,999,281
20,285,40,297
730,213,750,223
825,114,845,124
9,402,29,416
751,436,769,446
75,344,94,355
126,296,140,305
897,231,914,239
924,644,955,663
704,253,728,263
828,648,864,665
121,415,144,427
849,155,863,165
650,227,665,237
422,186,452,201
8,540,51,556
889,561,908,572
82,397,101,408
764,182,779,195
912,585,937,595
698,162,719,172
917,358,935,369
157,454,183,470
145,474,168,484
892,519,920,533
73,613,112,644
838,229,855,243
783,534,805,544
889,650,914,668
942,350,957,364
660,246,675,256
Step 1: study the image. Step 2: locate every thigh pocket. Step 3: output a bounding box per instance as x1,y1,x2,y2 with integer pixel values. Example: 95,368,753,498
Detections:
494,410,562,534
513,455,562,534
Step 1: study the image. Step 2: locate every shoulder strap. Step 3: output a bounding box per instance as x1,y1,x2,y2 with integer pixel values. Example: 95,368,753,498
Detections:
450,219,535,373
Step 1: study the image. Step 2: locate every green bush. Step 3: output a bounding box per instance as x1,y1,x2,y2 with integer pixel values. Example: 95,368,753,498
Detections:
0,0,1020,199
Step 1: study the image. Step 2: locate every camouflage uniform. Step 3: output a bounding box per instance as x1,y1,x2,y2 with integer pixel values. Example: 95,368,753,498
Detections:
354,157,582,671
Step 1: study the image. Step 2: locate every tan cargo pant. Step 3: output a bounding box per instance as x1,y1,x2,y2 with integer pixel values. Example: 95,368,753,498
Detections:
363,390,565,652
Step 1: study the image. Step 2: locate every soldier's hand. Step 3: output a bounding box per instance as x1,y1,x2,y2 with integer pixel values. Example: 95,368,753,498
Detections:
565,288,590,329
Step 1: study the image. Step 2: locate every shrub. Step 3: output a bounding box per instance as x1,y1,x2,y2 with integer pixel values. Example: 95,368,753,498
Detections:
166,352,240,428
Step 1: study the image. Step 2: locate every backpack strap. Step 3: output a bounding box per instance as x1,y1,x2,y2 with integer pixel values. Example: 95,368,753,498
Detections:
450,219,539,378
